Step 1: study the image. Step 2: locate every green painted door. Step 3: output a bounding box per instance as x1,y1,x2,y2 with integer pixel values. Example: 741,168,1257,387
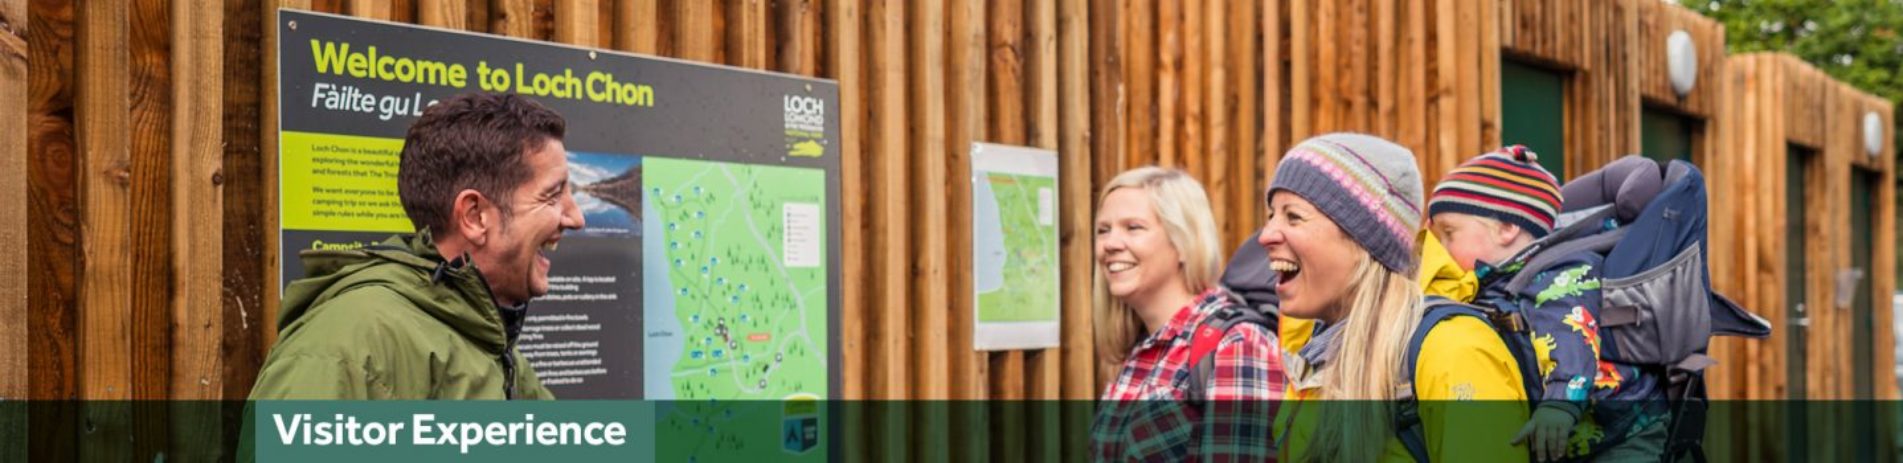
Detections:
1851,170,1878,461
1501,60,1567,179
1641,108,1697,163
1786,144,1811,462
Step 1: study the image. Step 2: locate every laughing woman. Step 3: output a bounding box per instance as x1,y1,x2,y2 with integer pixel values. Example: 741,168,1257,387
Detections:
1261,133,1528,462
1090,167,1285,462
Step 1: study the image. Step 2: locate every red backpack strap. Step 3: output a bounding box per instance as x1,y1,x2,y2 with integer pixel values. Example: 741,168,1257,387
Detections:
1182,307,1272,402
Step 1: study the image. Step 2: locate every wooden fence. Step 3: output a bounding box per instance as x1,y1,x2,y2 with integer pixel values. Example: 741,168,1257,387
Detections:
0,0,1896,461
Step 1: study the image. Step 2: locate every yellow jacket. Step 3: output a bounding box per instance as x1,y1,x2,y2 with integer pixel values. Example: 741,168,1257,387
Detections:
1278,231,1529,462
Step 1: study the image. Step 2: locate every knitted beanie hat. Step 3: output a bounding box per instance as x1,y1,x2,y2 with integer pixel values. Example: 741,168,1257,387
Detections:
1269,133,1426,274
1427,145,1563,238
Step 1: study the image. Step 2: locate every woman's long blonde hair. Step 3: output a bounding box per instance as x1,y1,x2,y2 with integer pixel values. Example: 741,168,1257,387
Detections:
1092,167,1224,382
1303,246,1425,462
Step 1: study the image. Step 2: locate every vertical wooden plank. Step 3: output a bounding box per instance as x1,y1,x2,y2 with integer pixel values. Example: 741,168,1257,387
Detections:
171,0,223,403
1430,0,1456,169
553,0,599,46
1343,0,1366,131
492,0,534,38
948,0,990,460
1397,0,1424,155
1478,0,1499,150
1178,0,1201,177
948,0,987,402
908,0,947,403
1057,4,1094,463
1453,0,1478,159
128,0,177,458
1123,0,1151,172
725,0,765,68
1086,0,1121,387
989,0,1023,146
821,0,867,460
1286,0,1308,141
0,0,28,401
616,0,659,53
671,0,716,61
77,0,136,459
346,0,391,19
77,0,132,405
1264,0,1285,170
220,0,267,409
986,0,1025,460
907,2,949,460
417,0,467,29
1230,0,1258,241
1024,0,1061,460
1199,0,1226,239
1153,0,1176,167
1372,0,1394,139
28,0,81,413
1027,0,1062,395
989,351,1026,462
171,0,224,457
866,0,910,459
25,2,84,459
774,0,820,75
1311,0,1334,133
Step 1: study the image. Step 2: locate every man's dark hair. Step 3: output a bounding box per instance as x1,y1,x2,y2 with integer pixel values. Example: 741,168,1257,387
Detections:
398,93,566,235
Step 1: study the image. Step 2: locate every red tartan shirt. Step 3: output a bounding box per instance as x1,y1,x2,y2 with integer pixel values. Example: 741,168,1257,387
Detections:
1092,289,1287,462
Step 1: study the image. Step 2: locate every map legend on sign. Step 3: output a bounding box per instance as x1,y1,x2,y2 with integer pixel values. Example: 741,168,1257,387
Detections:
783,203,822,269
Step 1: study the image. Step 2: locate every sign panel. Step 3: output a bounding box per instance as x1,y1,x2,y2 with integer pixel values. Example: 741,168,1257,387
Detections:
276,10,840,410
969,143,1061,350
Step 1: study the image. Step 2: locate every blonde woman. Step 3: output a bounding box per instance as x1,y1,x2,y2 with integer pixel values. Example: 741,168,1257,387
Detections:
1262,133,1529,462
1090,167,1285,462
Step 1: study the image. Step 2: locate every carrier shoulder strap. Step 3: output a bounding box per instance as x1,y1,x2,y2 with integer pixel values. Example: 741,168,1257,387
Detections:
1397,297,1544,463
1183,306,1272,403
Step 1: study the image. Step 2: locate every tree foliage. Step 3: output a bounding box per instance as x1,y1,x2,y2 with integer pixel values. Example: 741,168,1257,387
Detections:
1685,0,1903,104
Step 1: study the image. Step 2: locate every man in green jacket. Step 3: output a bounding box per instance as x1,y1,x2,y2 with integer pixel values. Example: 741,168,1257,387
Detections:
250,93,585,400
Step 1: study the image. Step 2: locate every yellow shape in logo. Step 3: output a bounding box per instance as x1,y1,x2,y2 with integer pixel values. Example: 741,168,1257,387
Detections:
790,140,824,158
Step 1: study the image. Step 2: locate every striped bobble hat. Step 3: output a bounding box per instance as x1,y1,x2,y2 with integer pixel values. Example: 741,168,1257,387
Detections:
1427,145,1563,238
1269,133,1425,274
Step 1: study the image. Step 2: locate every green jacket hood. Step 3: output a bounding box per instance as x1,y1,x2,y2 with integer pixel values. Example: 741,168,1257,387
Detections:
278,231,513,353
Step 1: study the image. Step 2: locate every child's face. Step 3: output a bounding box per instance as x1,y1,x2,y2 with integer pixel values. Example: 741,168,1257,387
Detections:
1429,212,1514,271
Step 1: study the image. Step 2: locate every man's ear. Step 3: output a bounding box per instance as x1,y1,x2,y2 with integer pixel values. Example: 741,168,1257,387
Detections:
451,189,491,246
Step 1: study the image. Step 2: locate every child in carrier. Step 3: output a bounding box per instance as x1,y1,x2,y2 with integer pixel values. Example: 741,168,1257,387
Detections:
1426,146,1668,461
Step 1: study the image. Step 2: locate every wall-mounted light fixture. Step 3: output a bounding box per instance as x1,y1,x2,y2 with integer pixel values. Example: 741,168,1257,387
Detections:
1667,30,1697,98
1864,112,1884,158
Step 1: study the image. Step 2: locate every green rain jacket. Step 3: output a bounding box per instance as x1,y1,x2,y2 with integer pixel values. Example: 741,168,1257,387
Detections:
248,232,553,400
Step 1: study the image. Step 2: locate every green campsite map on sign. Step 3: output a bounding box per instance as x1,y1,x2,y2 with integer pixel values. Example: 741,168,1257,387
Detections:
644,156,828,400
974,172,1059,322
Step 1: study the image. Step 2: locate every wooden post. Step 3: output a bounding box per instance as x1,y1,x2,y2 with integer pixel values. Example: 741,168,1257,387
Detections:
824,2,867,462
170,0,224,458
1057,5,1092,462
77,0,137,458
554,0,600,46
616,0,658,54
417,0,467,29
0,0,28,401
725,0,766,68
947,0,990,460
492,0,534,38
865,0,910,460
